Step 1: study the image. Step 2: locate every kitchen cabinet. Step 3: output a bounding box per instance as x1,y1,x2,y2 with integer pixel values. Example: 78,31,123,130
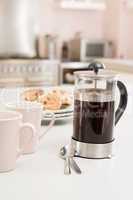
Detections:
0,59,60,87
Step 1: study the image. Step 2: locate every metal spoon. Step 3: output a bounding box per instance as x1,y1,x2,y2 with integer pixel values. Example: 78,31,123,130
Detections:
64,157,71,175
69,157,82,174
60,146,82,175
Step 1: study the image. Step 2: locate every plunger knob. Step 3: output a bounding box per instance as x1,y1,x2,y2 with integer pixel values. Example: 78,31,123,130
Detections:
88,61,105,74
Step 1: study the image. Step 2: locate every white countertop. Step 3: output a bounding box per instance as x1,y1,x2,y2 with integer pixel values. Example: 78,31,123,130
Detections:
0,74,133,200
62,59,133,73
98,58,133,73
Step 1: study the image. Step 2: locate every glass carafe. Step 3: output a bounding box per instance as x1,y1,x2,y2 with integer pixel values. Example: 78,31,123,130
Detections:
73,68,128,145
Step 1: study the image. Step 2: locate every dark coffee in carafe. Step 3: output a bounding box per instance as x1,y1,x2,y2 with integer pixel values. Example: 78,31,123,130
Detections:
73,99,115,144
72,65,128,158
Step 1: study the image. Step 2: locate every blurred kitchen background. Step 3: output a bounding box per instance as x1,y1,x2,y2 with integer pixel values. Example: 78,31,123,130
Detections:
0,0,133,86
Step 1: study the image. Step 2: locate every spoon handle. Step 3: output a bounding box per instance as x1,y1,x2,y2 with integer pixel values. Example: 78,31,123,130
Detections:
64,157,71,175
70,158,82,174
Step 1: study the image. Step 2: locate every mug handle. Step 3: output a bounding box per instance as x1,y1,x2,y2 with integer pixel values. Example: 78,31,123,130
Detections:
115,81,128,125
17,123,36,158
39,111,55,140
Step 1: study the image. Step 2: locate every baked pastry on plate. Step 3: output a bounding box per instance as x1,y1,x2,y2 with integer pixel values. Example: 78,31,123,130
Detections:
38,92,62,110
22,87,73,111
22,89,44,102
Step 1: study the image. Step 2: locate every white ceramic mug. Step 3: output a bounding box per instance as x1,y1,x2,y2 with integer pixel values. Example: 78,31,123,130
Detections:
0,111,35,172
6,102,55,154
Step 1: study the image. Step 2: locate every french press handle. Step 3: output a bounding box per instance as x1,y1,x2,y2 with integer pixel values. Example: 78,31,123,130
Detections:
88,62,128,125
115,81,128,125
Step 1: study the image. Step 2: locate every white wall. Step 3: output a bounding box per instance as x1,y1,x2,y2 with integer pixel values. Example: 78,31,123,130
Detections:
36,0,133,59
37,0,105,39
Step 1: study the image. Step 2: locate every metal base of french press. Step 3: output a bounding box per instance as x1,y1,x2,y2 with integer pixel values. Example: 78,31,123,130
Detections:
71,138,114,159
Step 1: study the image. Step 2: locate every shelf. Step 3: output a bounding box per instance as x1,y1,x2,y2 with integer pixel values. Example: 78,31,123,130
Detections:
60,1,106,10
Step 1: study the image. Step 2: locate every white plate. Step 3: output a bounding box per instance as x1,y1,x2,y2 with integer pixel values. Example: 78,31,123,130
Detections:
43,104,73,115
44,111,73,118
1,86,74,114
43,114,73,121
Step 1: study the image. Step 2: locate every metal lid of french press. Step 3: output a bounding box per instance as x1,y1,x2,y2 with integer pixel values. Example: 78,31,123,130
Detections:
74,61,117,80
88,61,105,74
74,61,117,102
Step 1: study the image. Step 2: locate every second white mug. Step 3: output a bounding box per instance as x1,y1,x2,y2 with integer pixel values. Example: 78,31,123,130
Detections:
6,102,55,154
0,111,35,172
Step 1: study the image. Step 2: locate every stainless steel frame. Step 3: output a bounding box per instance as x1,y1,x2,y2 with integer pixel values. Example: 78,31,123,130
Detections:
71,138,114,159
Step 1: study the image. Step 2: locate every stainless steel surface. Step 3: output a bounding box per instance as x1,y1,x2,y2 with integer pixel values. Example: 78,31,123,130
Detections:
71,139,113,159
64,157,71,175
0,59,60,87
69,158,81,174
60,146,82,175
59,146,67,159
60,146,71,175
0,0,37,58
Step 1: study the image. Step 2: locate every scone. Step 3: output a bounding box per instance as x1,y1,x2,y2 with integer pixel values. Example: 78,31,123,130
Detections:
22,89,44,102
61,90,72,105
38,92,62,110
52,89,72,106
61,94,72,105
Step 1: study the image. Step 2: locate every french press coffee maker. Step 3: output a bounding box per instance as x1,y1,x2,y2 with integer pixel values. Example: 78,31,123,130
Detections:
71,62,128,159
